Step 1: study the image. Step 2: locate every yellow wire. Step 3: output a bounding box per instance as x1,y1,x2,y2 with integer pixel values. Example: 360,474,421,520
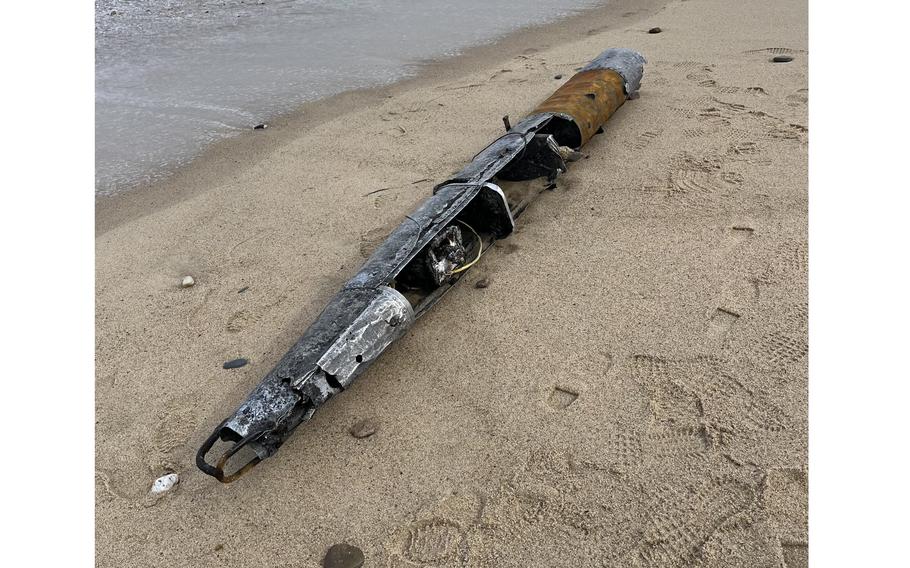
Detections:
448,220,483,274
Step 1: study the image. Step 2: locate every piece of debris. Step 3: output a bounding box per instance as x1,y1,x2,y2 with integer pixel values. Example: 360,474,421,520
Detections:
253,123,268,130
197,48,647,483
772,55,793,63
474,277,490,289
223,358,249,369
150,473,179,495
554,74,563,80
214,544,224,552
323,543,365,568
181,275,195,288
237,286,249,294
349,419,377,439
648,27,662,34
557,145,585,162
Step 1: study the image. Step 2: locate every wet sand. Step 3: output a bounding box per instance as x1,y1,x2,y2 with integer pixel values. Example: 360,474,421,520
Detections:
96,0,808,566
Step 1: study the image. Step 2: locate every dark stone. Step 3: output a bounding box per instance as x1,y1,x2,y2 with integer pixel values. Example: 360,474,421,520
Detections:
223,358,249,369
350,419,377,439
772,55,793,63
554,74,563,80
474,278,490,289
237,286,249,293
648,27,662,34
253,123,268,130
323,543,365,568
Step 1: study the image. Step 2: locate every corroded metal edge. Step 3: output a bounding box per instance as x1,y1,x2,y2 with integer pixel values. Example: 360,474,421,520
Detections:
581,47,647,98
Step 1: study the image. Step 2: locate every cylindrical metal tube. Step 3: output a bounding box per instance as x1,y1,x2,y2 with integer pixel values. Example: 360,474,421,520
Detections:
532,68,627,147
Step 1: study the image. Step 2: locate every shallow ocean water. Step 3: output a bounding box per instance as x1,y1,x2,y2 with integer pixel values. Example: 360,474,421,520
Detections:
95,0,601,196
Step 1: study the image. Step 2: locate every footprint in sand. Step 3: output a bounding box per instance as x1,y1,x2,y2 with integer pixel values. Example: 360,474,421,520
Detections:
395,518,469,567
786,88,808,106
744,47,807,56
226,309,257,332
764,468,808,543
547,386,579,409
631,130,661,151
707,307,741,344
627,477,756,567
631,355,791,439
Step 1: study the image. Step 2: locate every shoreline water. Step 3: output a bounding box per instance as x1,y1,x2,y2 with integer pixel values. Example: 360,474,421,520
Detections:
96,0,667,235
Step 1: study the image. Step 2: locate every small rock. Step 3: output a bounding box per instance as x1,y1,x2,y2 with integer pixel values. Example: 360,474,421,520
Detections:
350,419,377,439
237,286,249,293
554,74,563,80
648,27,662,34
110,10,117,16
150,473,179,495
474,278,490,289
181,275,195,288
253,123,268,130
223,358,249,369
214,544,224,552
772,55,793,63
323,543,364,568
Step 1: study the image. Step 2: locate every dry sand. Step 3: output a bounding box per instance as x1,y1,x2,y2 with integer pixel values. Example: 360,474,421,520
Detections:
95,0,808,566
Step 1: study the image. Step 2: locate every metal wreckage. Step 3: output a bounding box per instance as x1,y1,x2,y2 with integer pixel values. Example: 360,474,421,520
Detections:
197,48,646,482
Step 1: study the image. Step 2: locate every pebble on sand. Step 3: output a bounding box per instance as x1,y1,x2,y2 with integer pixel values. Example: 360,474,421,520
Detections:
772,55,793,63
554,74,563,80
253,123,268,130
323,543,365,568
150,473,179,495
223,358,249,369
648,27,662,34
349,419,377,439
475,277,490,289
181,275,195,288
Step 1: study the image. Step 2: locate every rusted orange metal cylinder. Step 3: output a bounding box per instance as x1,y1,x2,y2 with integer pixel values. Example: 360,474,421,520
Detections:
532,68,628,147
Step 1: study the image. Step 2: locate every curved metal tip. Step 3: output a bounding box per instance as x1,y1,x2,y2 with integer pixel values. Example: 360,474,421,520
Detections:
196,422,269,483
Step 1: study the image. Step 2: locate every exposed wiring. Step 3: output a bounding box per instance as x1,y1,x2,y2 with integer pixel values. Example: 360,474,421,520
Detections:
449,220,483,274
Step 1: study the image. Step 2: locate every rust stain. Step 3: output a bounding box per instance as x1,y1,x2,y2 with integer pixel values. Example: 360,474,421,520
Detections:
532,68,627,146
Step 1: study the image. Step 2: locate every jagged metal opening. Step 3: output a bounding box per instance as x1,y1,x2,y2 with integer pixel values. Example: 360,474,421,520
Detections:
389,185,512,315
535,115,583,149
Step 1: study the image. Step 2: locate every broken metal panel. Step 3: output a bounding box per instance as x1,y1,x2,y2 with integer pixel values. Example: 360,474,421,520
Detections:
197,48,645,483
220,373,300,441
348,182,511,289
441,113,553,186
458,183,514,239
314,286,414,387
297,369,341,406
273,287,381,382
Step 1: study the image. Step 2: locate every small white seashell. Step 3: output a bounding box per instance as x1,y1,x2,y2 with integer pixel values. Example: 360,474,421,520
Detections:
150,472,179,494
181,275,195,288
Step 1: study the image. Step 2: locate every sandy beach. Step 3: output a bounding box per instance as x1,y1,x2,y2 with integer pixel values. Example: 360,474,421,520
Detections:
96,0,808,565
